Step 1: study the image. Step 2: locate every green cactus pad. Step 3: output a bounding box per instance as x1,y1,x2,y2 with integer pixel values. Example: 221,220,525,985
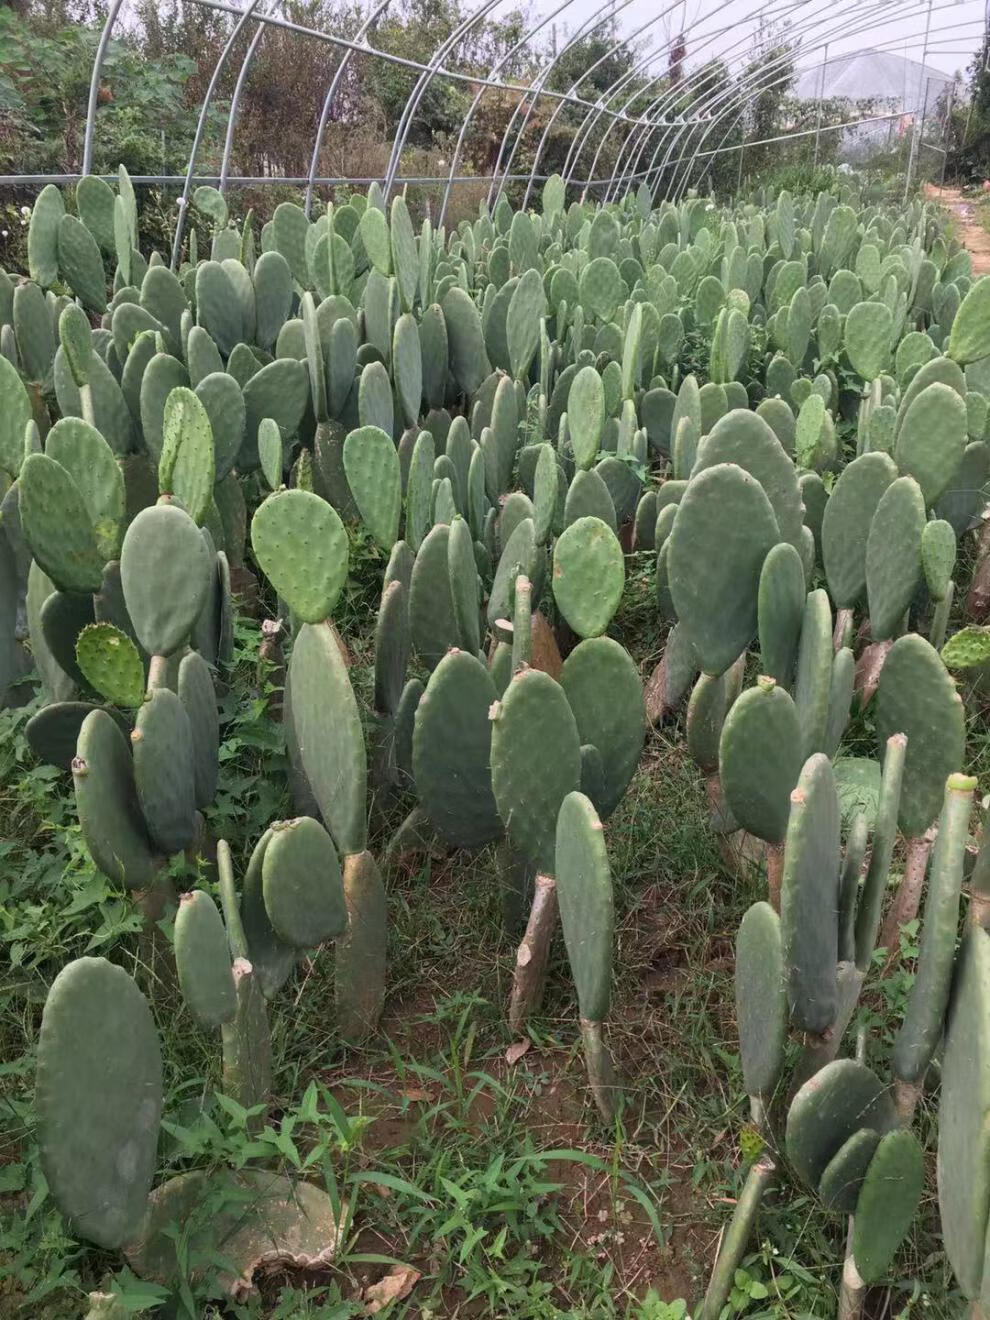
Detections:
735,900,787,1098
893,382,967,505
343,426,401,550
865,475,926,640
288,621,367,856
59,303,93,387
668,462,780,677
559,637,645,819
442,287,492,396
174,890,237,1027
821,452,898,607
57,213,107,313
920,518,956,602
412,649,502,848
785,1058,895,1189
39,589,95,689
262,817,348,948
0,355,32,480
250,489,348,623
18,453,105,593
487,516,539,630
843,301,892,380
893,774,975,1083
336,849,387,1039
692,409,803,550
25,701,109,770
719,679,802,844
27,183,64,286
942,625,990,671
45,417,125,564
552,515,624,639
852,1129,924,1282
555,790,612,1021
374,579,410,717
240,828,296,999
938,926,990,1297
568,366,605,469
177,649,219,809
948,275,990,364
159,387,215,526
490,668,581,873
780,752,840,1034
564,468,617,532
816,1128,881,1214
757,541,805,686
447,516,481,657
793,589,833,760
132,688,197,855
75,622,144,707
394,676,423,784
121,503,212,656
875,634,966,837
73,708,157,887
37,957,162,1249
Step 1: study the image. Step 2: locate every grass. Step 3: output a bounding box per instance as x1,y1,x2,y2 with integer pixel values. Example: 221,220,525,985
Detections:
0,544,966,1318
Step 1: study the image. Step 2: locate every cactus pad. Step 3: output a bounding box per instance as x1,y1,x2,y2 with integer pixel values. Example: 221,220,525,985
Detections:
865,475,925,640
251,489,348,624
413,650,502,848
74,708,156,887
132,688,197,855
343,426,401,550
559,637,645,818
552,515,624,639
18,453,105,593
121,503,212,655
555,791,613,1021
174,890,237,1027
720,678,802,844
822,452,897,607
785,1058,895,1189
490,668,581,873
75,622,145,708
735,900,787,1098
262,817,348,948
37,957,162,1248
757,541,805,686
852,1129,924,1282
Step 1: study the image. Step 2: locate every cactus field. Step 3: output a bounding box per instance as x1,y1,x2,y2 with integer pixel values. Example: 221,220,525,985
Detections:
4,172,990,1317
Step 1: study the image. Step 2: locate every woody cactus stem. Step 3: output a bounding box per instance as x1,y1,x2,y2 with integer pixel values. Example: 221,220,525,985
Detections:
699,1156,777,1320
508,873,557,1033
878,832,935,956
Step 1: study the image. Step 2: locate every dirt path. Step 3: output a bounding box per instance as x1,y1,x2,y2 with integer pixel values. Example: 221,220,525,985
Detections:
925,183,990,274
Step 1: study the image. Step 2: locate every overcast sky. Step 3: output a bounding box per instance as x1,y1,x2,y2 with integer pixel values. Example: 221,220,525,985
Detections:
532,0,987,84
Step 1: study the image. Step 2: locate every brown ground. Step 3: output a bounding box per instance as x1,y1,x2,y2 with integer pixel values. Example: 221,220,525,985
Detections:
925,183,990,274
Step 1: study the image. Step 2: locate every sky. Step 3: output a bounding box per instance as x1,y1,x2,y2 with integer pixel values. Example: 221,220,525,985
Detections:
537,0,988,86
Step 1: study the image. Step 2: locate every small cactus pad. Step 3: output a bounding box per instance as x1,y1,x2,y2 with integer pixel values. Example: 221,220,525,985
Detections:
132,688,197,855
240,828,296,999
25,701,106,771
875,634,966,837
719,679,802,845
73,708,156,888
336,849,387,1039
780,753,840,1034
177,649,219,809
555,791,613,1021
938,926,990,1297
412,650,503,848
288,622,367,856
262,816,348,948
785,1058,895,1189
948,275,990,364
36,957,162,1248
692,409,803,549
894,774,975,1083
668,462,780,676
342,425,401,550
942,625,990,671
374,579,410,717
251,489,348,624
18,453,105,593
174,890,237,1028
821,452,897,607
551,515,624,638
490,668,581,874
921,518,956,602
793,588,833,759
559,637,645,818
159,387,215,526
852,1129,924,1282
816,1128,881,1214
865,475,926,640
757,541,805,687
75,622,145,708
893,382,967,506
121,503,212,656
568,366,605,469
735,900,787,1099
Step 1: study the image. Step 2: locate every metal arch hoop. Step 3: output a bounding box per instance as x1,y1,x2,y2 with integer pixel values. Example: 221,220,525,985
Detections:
304,0,395,217
81,0,128,177
169,0,273,269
